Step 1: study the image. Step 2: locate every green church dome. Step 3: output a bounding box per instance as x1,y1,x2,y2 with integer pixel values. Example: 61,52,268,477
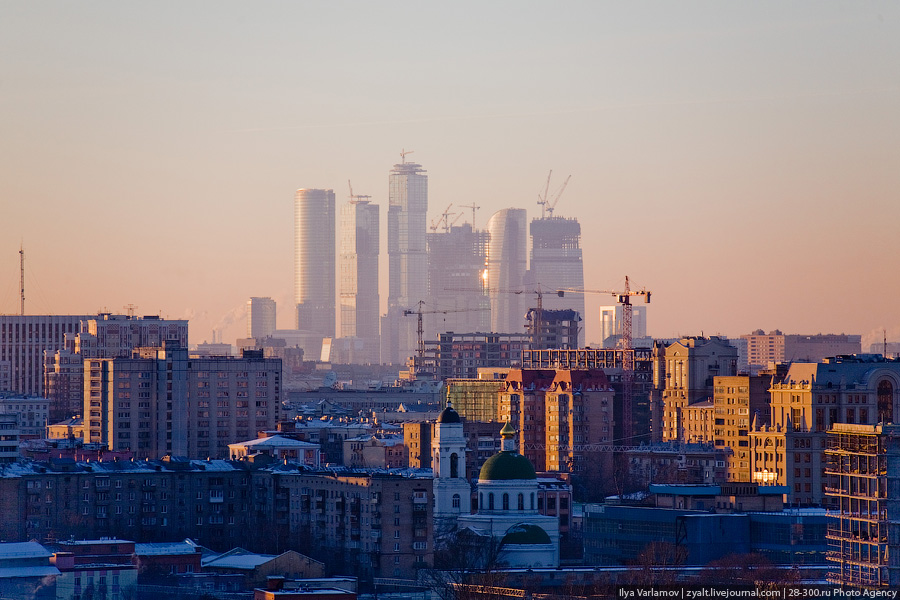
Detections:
478,451,537,481
501,523,551,545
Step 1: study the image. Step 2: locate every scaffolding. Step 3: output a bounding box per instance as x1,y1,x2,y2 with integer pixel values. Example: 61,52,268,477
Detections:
824,423,900,589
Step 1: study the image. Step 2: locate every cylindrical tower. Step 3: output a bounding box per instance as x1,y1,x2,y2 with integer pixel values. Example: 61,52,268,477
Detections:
294,188,336,336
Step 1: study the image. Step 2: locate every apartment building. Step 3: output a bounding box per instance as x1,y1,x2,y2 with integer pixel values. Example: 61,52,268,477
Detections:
85,344,280,459
749,355,900,506
0,457,433,581
713,374,774,482
657,337,738,443
498,369,614,474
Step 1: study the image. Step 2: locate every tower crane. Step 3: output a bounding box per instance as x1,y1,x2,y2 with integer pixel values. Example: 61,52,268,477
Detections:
402,301,488,362
459,203,480,227
445,285,547,348
400,148,414,163
558,276,651,443
429,203,455,233
347,180,371,203
537,171,572,218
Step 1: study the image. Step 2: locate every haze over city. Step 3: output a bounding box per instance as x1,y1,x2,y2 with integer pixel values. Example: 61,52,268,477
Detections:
1,2,898,348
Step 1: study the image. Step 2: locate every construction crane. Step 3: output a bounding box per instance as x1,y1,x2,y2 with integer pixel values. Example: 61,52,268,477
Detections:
347,180,371,203
446,285,547,348
537,171,572,219
402,301,488,362
459,203,480,227
558,276,651,443
400,148,414,163
429,203,456,233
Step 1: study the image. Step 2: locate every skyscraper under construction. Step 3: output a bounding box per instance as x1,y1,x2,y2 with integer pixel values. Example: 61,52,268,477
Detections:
526,215,585,346
381,156,428,364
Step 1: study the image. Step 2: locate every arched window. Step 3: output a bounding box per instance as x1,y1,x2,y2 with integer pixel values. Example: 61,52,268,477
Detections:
488,493,495,510
502,493,509,511
452,494,460,509
530,493,535,510
878,380,894,424
450,453,459,478
518,493,524,511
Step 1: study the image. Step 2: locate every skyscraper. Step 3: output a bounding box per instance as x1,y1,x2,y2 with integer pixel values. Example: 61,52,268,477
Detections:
426,222,491,337
247,297,276,339
599,305,648,348
294,188,335,337
526,216,585,346
486,208,527,334
340,198,380,363
382,157,428,364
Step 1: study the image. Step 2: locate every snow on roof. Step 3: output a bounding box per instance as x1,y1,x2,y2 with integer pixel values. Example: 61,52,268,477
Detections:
0,566,61,578
134,542,200,556
0,542,51,560
231,435,319,449
202,548,276,570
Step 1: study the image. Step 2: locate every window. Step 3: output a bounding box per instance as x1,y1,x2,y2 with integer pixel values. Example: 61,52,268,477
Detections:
517,493,524,511
502,493,509,511
452,494,460,509
488,493,494,510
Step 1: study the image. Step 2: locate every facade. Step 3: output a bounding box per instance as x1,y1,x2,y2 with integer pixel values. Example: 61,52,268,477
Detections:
825,423,900,588
294,189,336,337
657,336,739,443
749,355,900,506
599,305,647,348
248,298,277,340
444,378,505,422
498,369,615,474
426,332,529,381
382,159,428,365
742,330,862,372
53,539,138,600
86,345,281,459
525,308,580,350
0,457,433,580
44,314,189,422
339,199,380,364
425,223,491,338
0,393,48,438
712,374,773,482
486,208,528,334
0,314,90,397
526,216,584,346
0,413,19,463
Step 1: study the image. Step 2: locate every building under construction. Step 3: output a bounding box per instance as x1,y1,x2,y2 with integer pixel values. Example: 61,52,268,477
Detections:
525,216,585,346
825,423,900,589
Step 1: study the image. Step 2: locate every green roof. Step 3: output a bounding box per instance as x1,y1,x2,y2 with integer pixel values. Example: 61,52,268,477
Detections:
501,523,551,545
478,451,536,481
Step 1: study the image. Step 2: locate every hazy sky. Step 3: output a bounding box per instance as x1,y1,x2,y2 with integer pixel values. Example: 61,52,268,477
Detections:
1,2,898,349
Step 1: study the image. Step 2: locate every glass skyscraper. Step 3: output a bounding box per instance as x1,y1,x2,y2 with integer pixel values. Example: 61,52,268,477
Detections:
294,188,335,337
382,159,428,364
340,198,380,363
486,208,528,334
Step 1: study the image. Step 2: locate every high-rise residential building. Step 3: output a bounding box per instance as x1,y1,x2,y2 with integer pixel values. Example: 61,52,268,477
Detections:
0,315,91,397
426,222,491,338
382,158,428,364
339,198,379,364
294,188,336,337
498,369,614,474
247,297,276,339
44,314,189,422
85,344,280,459
525,216,584,345
486,208,527,334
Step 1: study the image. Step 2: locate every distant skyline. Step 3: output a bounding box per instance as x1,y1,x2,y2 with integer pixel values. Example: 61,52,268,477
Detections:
1,2,898,349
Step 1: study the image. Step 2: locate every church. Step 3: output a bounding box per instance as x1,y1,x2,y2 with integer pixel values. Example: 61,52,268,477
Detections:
432,401,560,569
